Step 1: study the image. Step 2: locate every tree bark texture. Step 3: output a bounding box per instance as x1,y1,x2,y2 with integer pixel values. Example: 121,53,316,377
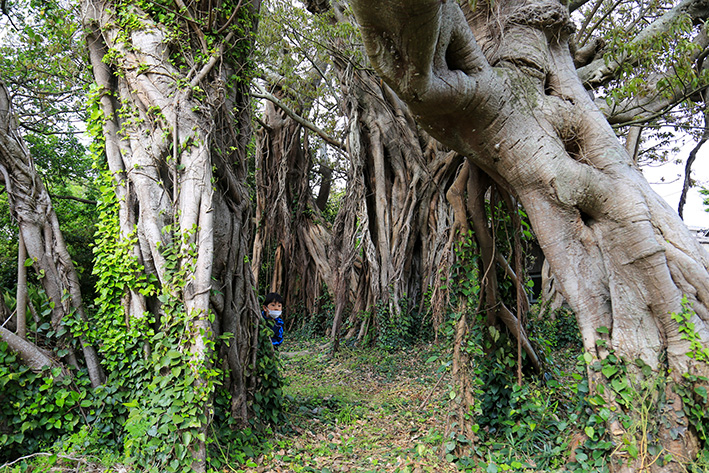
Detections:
15,231,27,339
331,54,463,344
288,2,538,354
82,1,261,469
0,82,104,387
326,5,537,357
350,0,709,468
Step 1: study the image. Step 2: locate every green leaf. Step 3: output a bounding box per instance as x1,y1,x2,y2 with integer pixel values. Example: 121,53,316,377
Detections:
598,408,611,421
694,386,708,402
611,377,627,392
588,394,606,407
585,426,595,439
626,443,638,459
596,326,609,334
601,365,618,378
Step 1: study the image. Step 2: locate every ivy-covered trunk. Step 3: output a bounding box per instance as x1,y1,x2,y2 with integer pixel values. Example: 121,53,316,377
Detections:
82,1,261,470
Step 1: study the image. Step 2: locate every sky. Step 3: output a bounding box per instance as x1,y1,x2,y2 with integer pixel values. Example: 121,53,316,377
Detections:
642,151,708,229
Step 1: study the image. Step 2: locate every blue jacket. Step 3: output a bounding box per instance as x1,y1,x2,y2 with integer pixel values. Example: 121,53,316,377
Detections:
262,311,284,347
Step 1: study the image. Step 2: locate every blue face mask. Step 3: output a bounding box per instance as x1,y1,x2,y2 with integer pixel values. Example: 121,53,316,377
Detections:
269,310,282,317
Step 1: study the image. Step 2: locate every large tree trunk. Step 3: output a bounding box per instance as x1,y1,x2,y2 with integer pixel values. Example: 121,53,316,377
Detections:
350,0,709,470
330,53,461,345
82,1,261,469
0,82,104,387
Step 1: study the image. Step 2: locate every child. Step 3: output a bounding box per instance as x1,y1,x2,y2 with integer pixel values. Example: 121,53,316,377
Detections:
261,292,284,348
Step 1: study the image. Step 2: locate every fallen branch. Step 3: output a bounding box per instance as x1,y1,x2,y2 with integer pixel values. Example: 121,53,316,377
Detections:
0,326,64,375
0,452,84,469
418,370,447,410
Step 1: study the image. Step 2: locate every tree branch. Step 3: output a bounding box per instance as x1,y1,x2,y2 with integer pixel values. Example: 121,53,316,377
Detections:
190,31,234,88
0,0,19,31
174,0,209,55
679,108,709,218
578,0,709,87
350,0,487,113
253,83,347,152
0,326,64,374
0,162,12,203
568,0,595,14
604,83,707,126
19,123,85,136
49,194,98,205
215,0,244,35
1,453,84,470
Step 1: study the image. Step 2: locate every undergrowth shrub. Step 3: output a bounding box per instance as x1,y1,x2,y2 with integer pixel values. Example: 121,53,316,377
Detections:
252,322,286,428
528,304,583,352
287,288,335,341
563,301,709,473
0,343,82,461
448,318,574,472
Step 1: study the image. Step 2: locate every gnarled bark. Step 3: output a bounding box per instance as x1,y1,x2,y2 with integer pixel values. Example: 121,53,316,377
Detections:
331,57,463,344
291,2,539,357
252,83,335,324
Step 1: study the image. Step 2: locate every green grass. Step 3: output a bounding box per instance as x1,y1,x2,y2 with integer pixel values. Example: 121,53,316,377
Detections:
248,338,458,473
244,331,583,473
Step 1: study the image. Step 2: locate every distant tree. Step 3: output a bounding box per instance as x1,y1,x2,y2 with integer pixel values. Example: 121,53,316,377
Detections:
251,2,338,322
253,1,539,358
0,0,100,379
570,0,709,219
0,82,103,383
0,0,97,299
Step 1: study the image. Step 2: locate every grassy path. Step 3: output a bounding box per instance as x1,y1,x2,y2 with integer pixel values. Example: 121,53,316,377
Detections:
245,339,458,473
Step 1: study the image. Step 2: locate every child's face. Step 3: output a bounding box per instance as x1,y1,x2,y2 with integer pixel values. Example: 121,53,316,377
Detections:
264,301,282,313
